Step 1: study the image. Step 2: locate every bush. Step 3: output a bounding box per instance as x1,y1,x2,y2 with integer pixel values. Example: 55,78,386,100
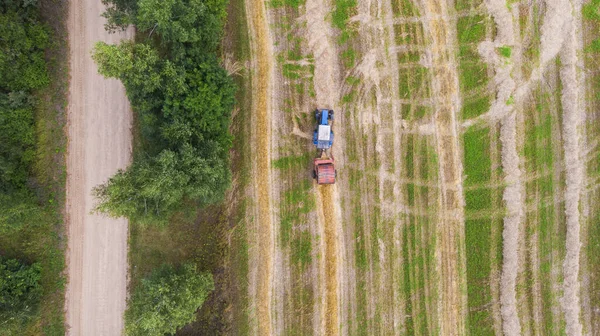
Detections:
125,263,214,336
0,92,36,192
0,258,42,325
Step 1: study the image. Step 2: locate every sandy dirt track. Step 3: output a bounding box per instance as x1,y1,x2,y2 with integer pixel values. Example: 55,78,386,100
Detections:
245,0,274,333
65,0,132,334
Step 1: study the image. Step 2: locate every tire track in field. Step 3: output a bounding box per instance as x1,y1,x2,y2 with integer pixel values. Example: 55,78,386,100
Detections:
419,0,467,334
476,0,524,333
371,0,408,332
559,0,585,334
351,0,395,333
316,186,341,336
303,0,343,334
246,0,274,333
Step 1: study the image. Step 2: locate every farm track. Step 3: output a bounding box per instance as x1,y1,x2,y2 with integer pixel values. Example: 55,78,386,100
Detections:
302,0,345,334
246,0,274,333
65,0,131,334
559,0,585,334
419,0,467,333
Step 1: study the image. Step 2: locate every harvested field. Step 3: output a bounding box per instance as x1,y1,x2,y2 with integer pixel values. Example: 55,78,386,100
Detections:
225,0,600,334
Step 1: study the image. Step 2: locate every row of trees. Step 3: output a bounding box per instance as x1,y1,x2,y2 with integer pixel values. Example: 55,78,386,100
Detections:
93,0,235,226
0,0,49,328
94,0,233,334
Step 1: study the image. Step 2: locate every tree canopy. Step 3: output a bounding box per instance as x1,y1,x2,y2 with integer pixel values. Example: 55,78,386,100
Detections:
125,263,214,336
102,0,226,50
0,2,49,91
92,16,235,225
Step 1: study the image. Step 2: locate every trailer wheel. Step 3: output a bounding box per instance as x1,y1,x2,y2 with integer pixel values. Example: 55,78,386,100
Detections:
312,170,317,179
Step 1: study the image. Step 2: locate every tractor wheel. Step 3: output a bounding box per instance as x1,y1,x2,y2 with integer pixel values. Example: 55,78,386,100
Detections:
329,110,334,120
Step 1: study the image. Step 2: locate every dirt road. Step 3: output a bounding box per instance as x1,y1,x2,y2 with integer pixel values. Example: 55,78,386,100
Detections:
65,0,132,334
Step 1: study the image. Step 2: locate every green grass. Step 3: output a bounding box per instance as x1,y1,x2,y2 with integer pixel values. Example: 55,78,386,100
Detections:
457,16,486,44
272,153,311,169
394,23,423,45
459,61,489,92
498,46,512,58
455,0,484,11
342,48,357,67
456,13,491,102
398,51,421,64
332,0,358,30
587,192,600,334
583,0,600,21
402,104,431,120
391,0,420,17
465,188,492,211
462,96,491,119
521,87,566,335
291,231,312,268
282,63,304,79
465,219,494,336
398,66,430,98
400,134,438,335
463,127,491,186
280,179,315,244
269,0,305,8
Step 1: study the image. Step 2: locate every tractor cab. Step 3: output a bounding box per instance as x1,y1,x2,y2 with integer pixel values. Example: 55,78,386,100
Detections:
313,109,334,151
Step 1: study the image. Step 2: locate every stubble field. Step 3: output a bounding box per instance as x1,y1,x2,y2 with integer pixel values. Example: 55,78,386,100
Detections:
224,0,600,334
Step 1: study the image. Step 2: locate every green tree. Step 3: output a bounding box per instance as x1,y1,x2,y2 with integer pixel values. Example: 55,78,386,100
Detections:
94,143,230,226
92,0,235,225
0,258,42,321
0,4,50,91
92,42,234,225
101,0,138,31
136,0,226,47
161,55,235,147
101,0,226,50
125,263,214,336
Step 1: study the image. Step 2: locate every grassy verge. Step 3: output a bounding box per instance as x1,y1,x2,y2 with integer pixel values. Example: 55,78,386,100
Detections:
221,0,253,333
0,0,69,335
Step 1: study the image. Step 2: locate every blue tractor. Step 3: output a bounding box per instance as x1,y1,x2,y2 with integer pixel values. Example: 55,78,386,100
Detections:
313,109,334,153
